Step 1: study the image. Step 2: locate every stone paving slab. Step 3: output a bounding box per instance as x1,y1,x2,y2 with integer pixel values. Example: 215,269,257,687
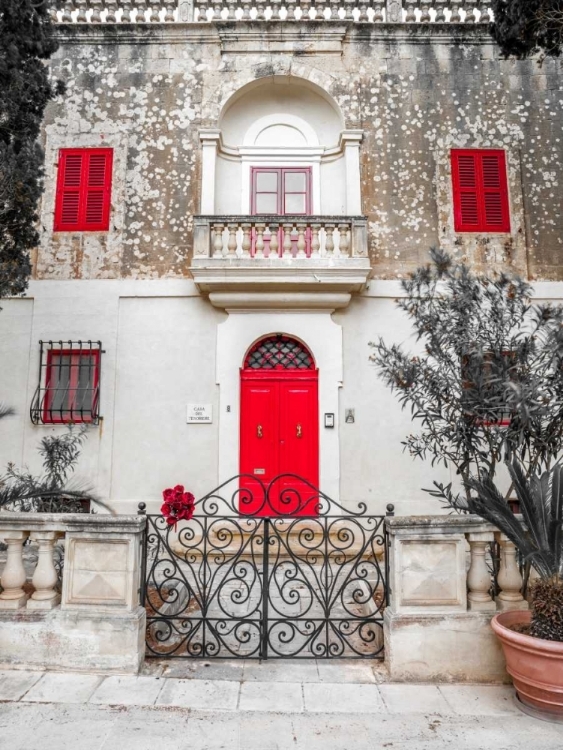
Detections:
0,670,43,701
156,677,240,711
378,683,454,714
89,676,165,706
22,673,103,704
303,682,386,713
437,684,521,716
239,681,304,713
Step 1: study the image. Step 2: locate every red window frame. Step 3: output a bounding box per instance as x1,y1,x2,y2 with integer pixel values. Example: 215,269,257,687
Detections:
54,148,113,232
43,348,101,424
250,167,312,215
451,149,510,233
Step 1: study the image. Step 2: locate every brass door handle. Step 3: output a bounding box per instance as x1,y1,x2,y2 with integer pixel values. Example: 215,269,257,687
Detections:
296,423,302,438
257,424,263,438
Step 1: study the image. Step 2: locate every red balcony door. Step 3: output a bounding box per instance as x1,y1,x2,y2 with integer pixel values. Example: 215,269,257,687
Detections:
251,167,312,257
240,335,319,516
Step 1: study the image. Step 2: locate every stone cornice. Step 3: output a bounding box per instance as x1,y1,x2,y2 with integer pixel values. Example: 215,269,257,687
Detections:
53,21,494,48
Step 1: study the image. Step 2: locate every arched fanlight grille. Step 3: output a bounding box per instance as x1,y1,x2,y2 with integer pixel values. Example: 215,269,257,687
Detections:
244,334,315,370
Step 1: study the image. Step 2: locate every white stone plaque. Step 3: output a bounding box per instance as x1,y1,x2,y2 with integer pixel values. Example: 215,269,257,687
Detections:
187,404,213,424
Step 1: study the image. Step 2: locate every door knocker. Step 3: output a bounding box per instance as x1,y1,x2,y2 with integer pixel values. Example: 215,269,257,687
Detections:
257,424,263,438
296,423,302,438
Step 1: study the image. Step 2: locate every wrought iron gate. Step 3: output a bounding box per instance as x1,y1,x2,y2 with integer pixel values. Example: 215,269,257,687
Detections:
139,475,392,659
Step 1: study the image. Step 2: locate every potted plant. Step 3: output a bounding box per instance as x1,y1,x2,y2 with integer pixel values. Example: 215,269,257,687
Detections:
467,461,563,721
371,249,563,719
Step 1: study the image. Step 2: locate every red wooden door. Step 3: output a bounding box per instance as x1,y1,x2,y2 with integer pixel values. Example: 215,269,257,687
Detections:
239,336,319,516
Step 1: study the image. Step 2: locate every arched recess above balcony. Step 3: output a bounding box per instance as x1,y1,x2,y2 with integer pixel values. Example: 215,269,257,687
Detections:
199,75,362,217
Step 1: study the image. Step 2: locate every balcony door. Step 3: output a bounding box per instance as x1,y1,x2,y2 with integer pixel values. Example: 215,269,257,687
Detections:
251,168,312,257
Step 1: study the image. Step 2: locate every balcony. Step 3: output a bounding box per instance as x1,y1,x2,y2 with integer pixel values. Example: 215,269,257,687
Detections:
191,215,371,309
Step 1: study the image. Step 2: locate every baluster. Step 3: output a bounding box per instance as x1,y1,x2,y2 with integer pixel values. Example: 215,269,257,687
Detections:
338,223,350,256
241,0,251,19
296,223,307,258
325,223,335,256
227,223,238,258
256,0,266,19
212,223,224,258
479,1,491,23
329,0,339,20
450,1,462,21
105,0,118,22
300,0,311,19
60,2,74,23
90,0,103,22
271,0,281,18
227,0,237,18
28,533,61,610
255,223,266,259
433,0,446,22
197,0,209,19
282,223,294,257
212,0,222,18
343,0,354,20
496,534,528,611
358,1,369,21
74,0,87,21
373,0,384,22
0,532,29,610
121,1,133,21
404,1,416,21
467,533,496,611
164,1,176,20
464,0,477,22
420,1,431,22
315,0,327,20
286,1,296,19
269,223,280,257
311,224,321,258
134,0,148,21
149,1,162,20
241,223,251,258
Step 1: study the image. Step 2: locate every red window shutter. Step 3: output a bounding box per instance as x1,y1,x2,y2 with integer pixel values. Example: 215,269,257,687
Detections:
54,148,113,232
451,150,510,233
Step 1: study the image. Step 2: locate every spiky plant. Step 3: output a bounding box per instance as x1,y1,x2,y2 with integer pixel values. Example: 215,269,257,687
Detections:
467,460,563,642
0,425,102,513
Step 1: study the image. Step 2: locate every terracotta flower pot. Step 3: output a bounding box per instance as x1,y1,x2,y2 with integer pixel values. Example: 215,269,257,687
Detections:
491,610,563,722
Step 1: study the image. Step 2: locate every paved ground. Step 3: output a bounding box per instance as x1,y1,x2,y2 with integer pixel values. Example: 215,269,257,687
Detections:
1,661,562,750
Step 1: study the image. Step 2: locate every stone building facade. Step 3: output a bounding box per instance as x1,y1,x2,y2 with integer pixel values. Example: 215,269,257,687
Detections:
1,2,562,515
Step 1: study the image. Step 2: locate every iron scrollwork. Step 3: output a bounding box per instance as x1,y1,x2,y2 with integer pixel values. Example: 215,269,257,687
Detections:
141,474,389,660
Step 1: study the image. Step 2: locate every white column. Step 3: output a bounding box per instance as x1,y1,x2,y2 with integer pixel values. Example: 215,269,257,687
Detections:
496,533,528,611
467,532,496,612
0,531,29,610
340,130,363,215
28,531,61,610
199,129,222,214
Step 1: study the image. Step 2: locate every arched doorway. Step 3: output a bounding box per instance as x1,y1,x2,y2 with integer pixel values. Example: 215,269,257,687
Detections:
240,334,319,515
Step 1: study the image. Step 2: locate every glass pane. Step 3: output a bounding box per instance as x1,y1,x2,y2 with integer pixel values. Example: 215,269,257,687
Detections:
285,194,306,214
74,355,96,411
284,172,306,192
48,355,71,413
255,172,278,192
255,193,278,214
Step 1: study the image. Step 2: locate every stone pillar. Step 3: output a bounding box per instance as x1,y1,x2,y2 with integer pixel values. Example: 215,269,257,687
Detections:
28,531,62,610
467,532,496,612
199,129,222,214
0,531,30,609
496,533,528,611
340,130,363,215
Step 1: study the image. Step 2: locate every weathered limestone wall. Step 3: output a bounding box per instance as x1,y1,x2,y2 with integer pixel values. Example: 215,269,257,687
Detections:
38,23,563,282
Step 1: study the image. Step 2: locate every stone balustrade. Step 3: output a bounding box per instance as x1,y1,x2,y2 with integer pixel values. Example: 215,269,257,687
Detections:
0,513,146,673
384,515,527,682
193,215,367,259
50,0,493,23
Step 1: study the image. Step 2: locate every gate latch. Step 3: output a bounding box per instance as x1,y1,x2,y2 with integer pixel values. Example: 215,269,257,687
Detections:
296,423,302,438
257,424,263,438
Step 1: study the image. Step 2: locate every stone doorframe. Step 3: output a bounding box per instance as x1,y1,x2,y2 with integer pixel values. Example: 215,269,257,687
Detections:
216,311,343,502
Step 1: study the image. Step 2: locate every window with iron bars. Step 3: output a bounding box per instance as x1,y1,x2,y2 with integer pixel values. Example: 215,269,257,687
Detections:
30,341,103,425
